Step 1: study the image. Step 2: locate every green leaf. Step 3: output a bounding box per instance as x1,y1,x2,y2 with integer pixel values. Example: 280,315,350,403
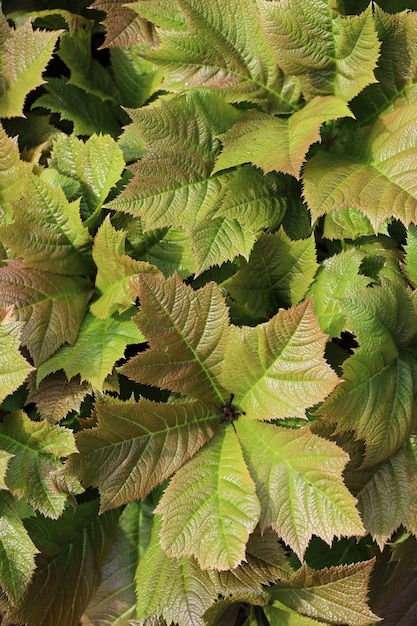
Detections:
236,418,364,561
303,103,417,230
1,173,93,276
3,502,120,626
0,19,60,117
0,492,38,606
221,299,340,420
308,248,371,338
357,444,417,549
36,311,145,391
322,206,374,240
224,230,318,322
263,603,329,626
0,307,34,404
0,123,30,214
155,426,261,570
109,91,284,274
121,273,230,405
48,134,125,225
89,0,158,48
146,0,300,112
404,223,417,288
70,396,219,512
126,0,185,31
0,260,92,366
319,280,417,467
110,48,163,109
214,97,353,178
260,0,379,102
91,216,161,318
270,560,379,626
0,410,79,518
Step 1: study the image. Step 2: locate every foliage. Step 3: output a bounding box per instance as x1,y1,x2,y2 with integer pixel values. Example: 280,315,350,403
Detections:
0,0,417,624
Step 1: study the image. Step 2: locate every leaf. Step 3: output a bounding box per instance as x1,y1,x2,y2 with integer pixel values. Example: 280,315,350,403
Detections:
0,19,60,117
224,230,318,322
109,91,284,274
0,492,38,606
214,97,353,178
405,224,417,288
36,310,145,391
0,122,30,213
221,299,340,421
121,273,230,405
319,280,417,467
91,216,161,318
89,0,158,48
0,260,92,367
236,418,364,561
303,103,417,230
308,248,371,338
357,444,417,549
260,0,379,102
48,134,125,224
322,206,374,240
1,173,93,276
0,410,79,518
3,502,120,626
26,373,91,423
110,48,163,109
155,426,261,570
270,560,379,626
263,603,329,626
146,0,299,112
0,450,12,490
126,0,185,31
0,307,34,404
70,396,219,512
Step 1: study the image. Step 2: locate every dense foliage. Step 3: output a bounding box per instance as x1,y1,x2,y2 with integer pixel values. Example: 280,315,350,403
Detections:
1,0,417,624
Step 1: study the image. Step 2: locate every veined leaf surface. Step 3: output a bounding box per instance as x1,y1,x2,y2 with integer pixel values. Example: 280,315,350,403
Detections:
0,307,33,404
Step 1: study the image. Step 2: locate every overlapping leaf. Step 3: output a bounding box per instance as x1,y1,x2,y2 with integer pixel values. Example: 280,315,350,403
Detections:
109,91,284,274
26,373,91,423
303,103,417,230
0,260,92,366
90,0,159,48
0,410,79,518
70,396,219,512
0,307,33,404
0,123,30,215
260,0,379,102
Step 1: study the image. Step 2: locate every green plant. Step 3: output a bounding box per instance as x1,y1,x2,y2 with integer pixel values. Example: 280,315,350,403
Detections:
1,0,417,623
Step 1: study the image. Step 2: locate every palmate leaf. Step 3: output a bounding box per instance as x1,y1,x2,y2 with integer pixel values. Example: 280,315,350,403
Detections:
69,396,219,512
270,560,379,626
0,260,92,367
155,426,261,570
319,280,417,467
303,103,417,230
0,307,33,404
109,91,284,274
0,410,80,518
0,17,60,118
3,502,120,626
260,0,379,102
0,492,38,606
214,96,353,178
36,310,145,391
121,273,230,405
145,0,300,112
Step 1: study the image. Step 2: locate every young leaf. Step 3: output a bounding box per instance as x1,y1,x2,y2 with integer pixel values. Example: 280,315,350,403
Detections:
36,311,145,391
155,426,261,570
269,560,379,626
70,396,219,512
1,173,93,276
224,230,318,322
146,0,299,112
3,502,120,626
260,0,379,102
319,280,417,467
303,103,417,230
109,91,283,273
221,299,340,420
91,216,161,319
90,0,158,48
236,418,364,561
26,373,91,423
0,410,79,518
214,96,353,178
0,19,60,118
0,307,33,404
0,260,92,367
0,492,38,606
121,273,230,405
